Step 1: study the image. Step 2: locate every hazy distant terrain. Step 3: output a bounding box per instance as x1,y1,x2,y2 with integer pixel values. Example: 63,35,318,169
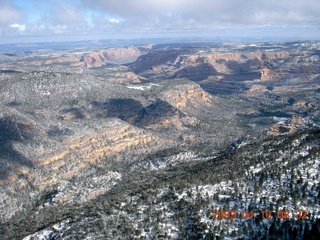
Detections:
0,41,319,239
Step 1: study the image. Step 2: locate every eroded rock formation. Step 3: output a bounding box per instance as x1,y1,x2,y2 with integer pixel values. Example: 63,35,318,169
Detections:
83,46,142,68
162,83,213,110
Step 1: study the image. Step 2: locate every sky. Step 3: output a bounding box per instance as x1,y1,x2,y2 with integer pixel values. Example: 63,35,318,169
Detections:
0,0,320,44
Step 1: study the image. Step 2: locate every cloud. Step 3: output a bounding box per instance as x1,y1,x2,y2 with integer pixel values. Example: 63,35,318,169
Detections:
0,0,23,26
48,2,84,25
80,0,320,27
109,18,121,24
1,0,320,41
10,23,25,31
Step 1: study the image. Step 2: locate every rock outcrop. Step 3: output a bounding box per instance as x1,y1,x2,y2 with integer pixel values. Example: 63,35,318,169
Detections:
162,83,213,111
260,68,281,82
248,84,268,93
133,50,291,76
267,116,306,136
83,46,142,68
267,124,296,136
2,120,170,192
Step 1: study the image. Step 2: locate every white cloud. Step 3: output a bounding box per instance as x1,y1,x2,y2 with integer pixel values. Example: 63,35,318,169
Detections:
10,23,25,31
0,0,23,26
1,0,320,41
109,18,120,24
53,3,83,25
80,0,320,26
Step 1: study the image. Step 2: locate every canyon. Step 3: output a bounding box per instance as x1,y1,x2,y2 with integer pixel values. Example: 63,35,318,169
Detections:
0,41,319,239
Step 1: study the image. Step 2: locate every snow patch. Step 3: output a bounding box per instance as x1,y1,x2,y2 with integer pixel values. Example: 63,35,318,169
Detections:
126,83,160,91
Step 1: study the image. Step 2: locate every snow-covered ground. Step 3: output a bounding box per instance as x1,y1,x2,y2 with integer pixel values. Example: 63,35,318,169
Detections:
126,83,160,91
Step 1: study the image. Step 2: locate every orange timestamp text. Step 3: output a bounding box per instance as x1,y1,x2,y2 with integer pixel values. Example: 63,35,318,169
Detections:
212,209,308,220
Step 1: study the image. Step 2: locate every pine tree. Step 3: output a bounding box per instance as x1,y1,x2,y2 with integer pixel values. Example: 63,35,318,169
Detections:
302,224,310,240
269,222,277,240
310,221,320,240
292,227,298,239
